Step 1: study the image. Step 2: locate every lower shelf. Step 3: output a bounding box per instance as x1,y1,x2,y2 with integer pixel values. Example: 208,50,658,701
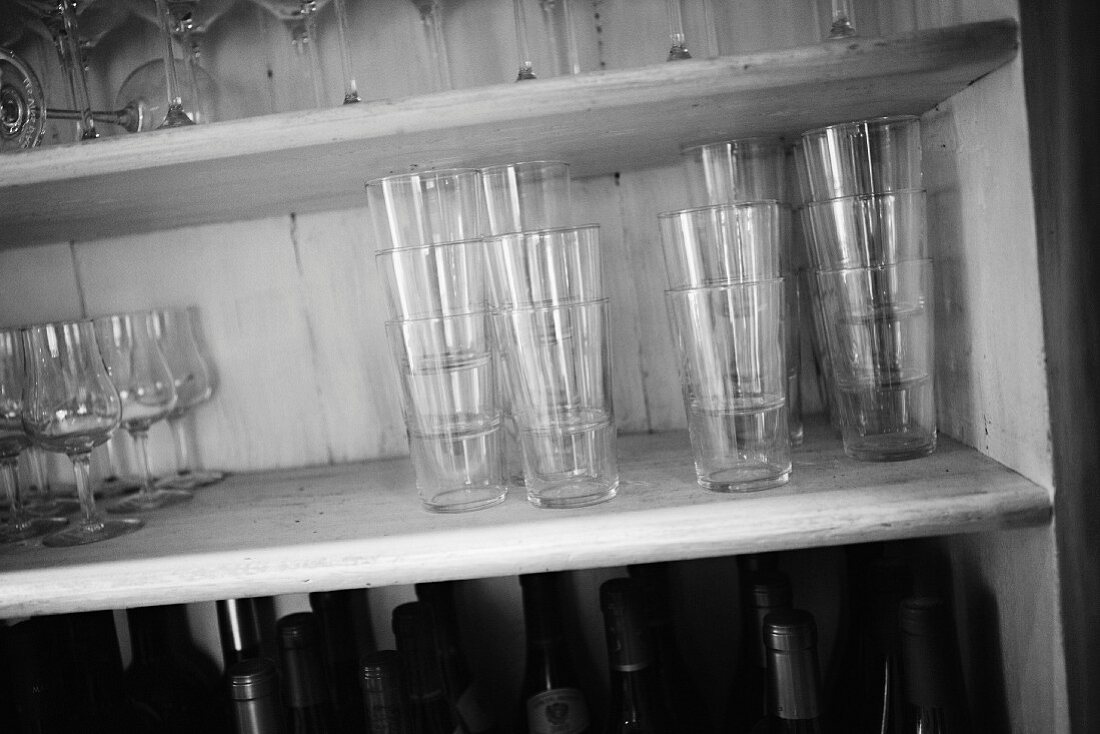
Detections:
0,420,1050,617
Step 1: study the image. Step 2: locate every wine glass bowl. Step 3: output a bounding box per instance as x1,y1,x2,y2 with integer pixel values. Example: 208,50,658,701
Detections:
22,320,144,547
152,306,224,490
94,311,192,513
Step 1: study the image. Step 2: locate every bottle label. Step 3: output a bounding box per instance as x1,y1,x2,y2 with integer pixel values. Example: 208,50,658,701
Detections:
526,688,590,734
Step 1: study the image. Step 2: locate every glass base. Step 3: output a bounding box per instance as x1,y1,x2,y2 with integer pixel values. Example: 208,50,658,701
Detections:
155,469,225,491
699,467,791,493
526,480,618,509
421,487,508,513
843,432,937,462
24,496,81,517
95,475,143,497
0,516,68,543
106,487,193,513
42,517,143,547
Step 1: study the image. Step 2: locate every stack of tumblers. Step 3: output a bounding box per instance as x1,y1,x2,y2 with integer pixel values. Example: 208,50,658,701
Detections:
657,199,792,493
798,115,937,461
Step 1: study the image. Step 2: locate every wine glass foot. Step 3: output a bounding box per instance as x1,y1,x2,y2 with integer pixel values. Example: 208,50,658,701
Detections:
42,517,144,547
24,497,81,517
159,104,196,128
105,487,193,513
155,469,225,490
95,475,143,498
0,516,68,543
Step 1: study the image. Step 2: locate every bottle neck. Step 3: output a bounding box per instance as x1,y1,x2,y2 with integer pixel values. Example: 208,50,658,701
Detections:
766,646,822,722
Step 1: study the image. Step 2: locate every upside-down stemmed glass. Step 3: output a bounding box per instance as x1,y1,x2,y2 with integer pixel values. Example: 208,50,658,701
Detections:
410,0,453,91
665,0,692,60
22,320,144,547
152,306,225,490
94,312,192,513
0,328,68,543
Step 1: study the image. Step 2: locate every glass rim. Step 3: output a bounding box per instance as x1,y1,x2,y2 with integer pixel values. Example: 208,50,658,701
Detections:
494,296,609,314
478,160,571,174
664,276,785,297
657,200,785,219
804,187,927,207
679,135,786,155
375,236,487,257
800,114,921,139
483,222,600,241
813,256,933,276
364,167,482,188
384,308,494,328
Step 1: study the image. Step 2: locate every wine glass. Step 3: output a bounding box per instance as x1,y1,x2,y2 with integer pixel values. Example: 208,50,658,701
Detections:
22,320,144,547
152,0,198,127
409,0,453,91
665,0,692,60
94,311,192,513
251,0,332,109
152,306,225,490
0,328,68,543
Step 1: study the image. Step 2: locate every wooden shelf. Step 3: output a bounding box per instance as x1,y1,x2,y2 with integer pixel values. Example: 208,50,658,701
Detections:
0,422,1050,617
0,19,1017,249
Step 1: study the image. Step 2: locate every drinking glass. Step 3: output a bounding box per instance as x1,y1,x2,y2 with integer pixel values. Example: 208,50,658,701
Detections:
385,311,507,512
680,137,788,207
376,238,492,321
493,299,618,508
799,116,922,202
22,321,144,547
803,189,927,271
365,168,484,251
657,201,782,288
152,306,225,490
94,311,192,512
0,328,67,542
484,224,603,309
665,280,791,492
814,259,936,461
480,161,573,235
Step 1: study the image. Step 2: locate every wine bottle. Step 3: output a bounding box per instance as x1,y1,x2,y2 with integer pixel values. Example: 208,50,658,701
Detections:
415,581,497,734
518,572,593,734
229,657,286,734
898,596,971,733
124,604,228,733
392,601,468,734
310,589,369,733
627,562,709,734
219,597,277,670
727,569,793,733
277,612,338,734
755,609,827,734
599,577,675,734
361,649,411,734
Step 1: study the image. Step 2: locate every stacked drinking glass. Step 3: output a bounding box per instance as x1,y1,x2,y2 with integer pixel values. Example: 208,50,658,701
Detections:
369,168,508,513
368,162,618,511
797,115,937,461
481,161,619,509
659,139,794,492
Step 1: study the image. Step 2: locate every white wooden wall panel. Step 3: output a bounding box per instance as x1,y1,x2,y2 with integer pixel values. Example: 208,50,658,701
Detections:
72,216,333,472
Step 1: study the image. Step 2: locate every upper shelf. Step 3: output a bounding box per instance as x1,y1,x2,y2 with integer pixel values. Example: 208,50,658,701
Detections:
0,19,1018,249
0,423,1050,618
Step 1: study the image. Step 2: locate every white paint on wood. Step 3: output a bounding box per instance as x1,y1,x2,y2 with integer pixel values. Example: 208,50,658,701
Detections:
0,424,1051,617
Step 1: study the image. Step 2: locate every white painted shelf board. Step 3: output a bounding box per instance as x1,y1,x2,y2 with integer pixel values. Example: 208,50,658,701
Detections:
0,19,1018,248
0,422,1050,617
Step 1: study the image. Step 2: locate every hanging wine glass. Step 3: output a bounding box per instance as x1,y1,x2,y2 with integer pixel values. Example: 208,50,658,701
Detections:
112,56,217,132
151,0,197,127
0,328,68,543
513,0,536,80
0,46,47,152
18,0,101,139
409,0,453,91
665,0,692,60
251,0,332,109
22,320,144,547
152,306,225,490
94,311,192,513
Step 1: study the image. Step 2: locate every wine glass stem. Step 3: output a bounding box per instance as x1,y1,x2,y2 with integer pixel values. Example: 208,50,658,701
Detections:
333,0,360,103
71,452,101,527
56,0,98,139
420,3,452,91
154,0,195,127
169,414,192,476
130,429,156,498
300,5,325,109
513,0,536,80
829,0,857,37
1,458,29,530
665,0,691,60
